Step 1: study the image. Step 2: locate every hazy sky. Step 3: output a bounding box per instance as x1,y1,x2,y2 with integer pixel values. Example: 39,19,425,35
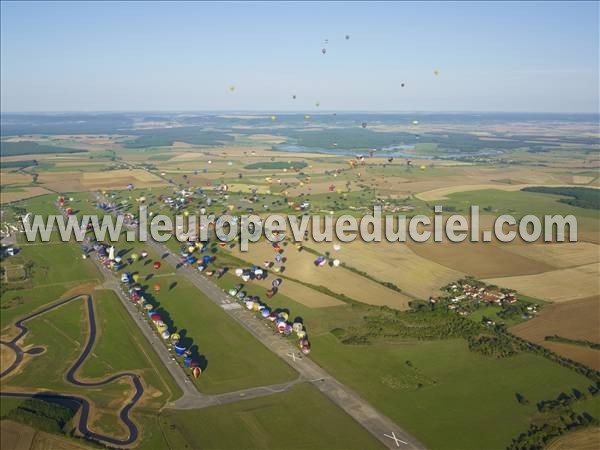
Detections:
1,1,598,112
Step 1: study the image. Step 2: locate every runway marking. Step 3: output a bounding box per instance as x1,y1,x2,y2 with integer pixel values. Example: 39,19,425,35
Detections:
384,432,407,447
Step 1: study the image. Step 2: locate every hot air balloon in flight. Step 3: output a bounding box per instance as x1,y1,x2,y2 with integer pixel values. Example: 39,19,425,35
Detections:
361,122,367,128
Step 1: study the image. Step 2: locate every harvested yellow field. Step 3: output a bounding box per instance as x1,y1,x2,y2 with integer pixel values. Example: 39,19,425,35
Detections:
246,134,287,144
221,183,272,194
546,427,600,450
511,296,600,369
1,343,16,372
417,183,537,201
230,242,412,309
309,239,462,299
485,263,600,302
38,169,166,191
0,172,33,185
252,277,344,308
0,187,52,204
502,242,600,268
1,421,36,450
416,182,599,201
407,240,555,278
0,420,94,450
572,175,595,184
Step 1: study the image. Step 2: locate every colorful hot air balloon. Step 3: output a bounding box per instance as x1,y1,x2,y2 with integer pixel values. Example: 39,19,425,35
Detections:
192,367,201,379
153,284,161,292
153,261,161,270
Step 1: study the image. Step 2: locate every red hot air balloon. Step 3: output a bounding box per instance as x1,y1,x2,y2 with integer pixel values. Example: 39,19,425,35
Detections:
153,284,161,293
153,261,161,270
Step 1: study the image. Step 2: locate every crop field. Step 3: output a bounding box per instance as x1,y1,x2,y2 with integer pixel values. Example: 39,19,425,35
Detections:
0,420,95,450
406,239,556,279
484,263,600,303
159,383,384,450
511,296,600,369
228,242,412,308
0,172,33,186
546,426,600,449
36,169,167,192
307,239,462,299
0,187,52,204
501,241,600,268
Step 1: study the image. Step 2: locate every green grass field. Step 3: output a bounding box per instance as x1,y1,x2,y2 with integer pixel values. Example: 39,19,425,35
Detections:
309,335,595,450
81,289,182,406
137,274,297,394
159,383,384,450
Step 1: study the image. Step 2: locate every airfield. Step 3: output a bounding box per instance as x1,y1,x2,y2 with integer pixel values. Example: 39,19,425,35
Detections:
1,114,599,450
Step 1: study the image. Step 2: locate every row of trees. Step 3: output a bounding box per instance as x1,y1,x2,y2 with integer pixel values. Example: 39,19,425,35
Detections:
508,388,599,450
3,398,75,435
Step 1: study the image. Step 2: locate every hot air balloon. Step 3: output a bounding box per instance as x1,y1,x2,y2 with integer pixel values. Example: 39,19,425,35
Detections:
271,115,277,121
315,101,320,107
153,284,161,293
321,48,326,55
401,83,405,88
304,114,311,120
192,367,201,379
153,261,161,270
433,69,439,76
229,85,235,91
345,34,350,40
174,343,187,356
292,95,296,100
361,122,367,128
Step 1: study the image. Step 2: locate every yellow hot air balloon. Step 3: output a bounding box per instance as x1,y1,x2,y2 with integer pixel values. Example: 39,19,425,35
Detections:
229,85,235,91
271,115,277,121
304,114,311,120
420,165,427,171
183,210,189,217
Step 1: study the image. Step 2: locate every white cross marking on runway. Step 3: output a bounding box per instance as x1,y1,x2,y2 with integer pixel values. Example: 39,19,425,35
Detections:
384,432,407,447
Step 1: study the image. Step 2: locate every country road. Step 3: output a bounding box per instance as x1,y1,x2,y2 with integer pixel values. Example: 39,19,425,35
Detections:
93,192,427,449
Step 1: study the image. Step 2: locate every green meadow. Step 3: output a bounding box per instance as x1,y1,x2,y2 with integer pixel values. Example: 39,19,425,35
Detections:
159,383,384,450
136,274,297,394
